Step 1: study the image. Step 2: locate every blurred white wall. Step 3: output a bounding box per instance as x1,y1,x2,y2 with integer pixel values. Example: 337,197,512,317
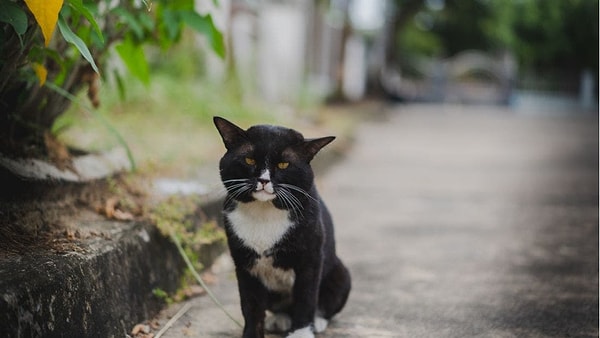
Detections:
197,0,387,104
257,3,307,103
349,0,386,31
231,9,256,97
342,33,367,101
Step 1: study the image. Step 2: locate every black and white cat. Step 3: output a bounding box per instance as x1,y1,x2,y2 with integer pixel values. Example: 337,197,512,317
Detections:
214,117,351,338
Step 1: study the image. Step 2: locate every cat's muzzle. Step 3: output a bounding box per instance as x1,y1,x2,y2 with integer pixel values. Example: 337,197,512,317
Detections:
253,179,276,201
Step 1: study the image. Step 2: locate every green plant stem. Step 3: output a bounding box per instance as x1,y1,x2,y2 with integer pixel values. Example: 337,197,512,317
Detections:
44,82,136,171
154,302,192,338
168,229,243,329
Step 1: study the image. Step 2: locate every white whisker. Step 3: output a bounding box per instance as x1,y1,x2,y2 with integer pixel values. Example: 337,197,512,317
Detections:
278,184,319,203
281,191,298,219
224,179,253,206
222,178,250,184
283,190,303,212
274,185,306,220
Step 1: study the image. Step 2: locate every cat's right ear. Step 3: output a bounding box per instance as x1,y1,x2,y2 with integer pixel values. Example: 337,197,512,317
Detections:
213,116,247,150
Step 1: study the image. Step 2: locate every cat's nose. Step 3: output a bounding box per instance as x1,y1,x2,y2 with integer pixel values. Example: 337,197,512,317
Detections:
257,178,270,185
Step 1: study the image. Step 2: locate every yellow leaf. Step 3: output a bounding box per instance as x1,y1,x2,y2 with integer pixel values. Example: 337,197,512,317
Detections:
32,63,47,86
24,0,64,46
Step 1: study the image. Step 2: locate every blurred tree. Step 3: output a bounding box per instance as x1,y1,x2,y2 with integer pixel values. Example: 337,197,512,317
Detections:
511,0,598,76
391,0,598,88
367,0,424,98
430,0,493,56
386,0,426,68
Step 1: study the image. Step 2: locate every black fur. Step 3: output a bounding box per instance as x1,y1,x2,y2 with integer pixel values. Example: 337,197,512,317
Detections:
214,117,351,338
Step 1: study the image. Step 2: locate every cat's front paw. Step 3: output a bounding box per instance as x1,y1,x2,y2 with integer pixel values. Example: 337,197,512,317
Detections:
286,326,314,338
265,313,292,333
313,316,328,333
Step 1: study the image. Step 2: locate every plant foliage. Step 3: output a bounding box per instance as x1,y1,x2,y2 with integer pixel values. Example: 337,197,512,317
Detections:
0,0,224,157
394,0,598,76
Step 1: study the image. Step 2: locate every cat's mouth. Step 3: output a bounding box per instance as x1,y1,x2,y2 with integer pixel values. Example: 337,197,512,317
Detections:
253,190,276,202
253,178,276,202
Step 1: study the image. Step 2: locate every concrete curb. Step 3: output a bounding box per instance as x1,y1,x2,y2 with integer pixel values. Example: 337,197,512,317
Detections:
0,221,185,337
0,165,228,337
0,147,132,182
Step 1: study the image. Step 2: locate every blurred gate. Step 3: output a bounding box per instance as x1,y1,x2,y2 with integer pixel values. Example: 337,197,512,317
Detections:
382,50,516,105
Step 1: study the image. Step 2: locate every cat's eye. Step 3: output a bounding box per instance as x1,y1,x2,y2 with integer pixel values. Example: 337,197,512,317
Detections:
245,157,256,166
277,162,289,169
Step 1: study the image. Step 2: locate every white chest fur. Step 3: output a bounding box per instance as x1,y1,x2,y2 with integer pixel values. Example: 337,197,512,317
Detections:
226,201,296,292
226,201,293,254
250,255,295,292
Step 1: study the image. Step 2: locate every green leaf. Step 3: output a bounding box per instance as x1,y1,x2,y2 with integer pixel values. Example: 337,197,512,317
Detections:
57,14,99,73
113,69,127,101
161,8,182,42
113,7,144,40
0,1,28,35
179,11,225,59
67,0,104,43
168,0,194,11
115,37,149,85
138,12,155,32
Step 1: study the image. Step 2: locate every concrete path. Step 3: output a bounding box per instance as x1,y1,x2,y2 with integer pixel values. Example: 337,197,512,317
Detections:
157,104,598,338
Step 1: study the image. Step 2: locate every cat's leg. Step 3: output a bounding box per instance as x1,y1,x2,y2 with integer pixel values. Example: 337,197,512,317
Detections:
285,264,321,338
318,257,351,320
236,268,268,338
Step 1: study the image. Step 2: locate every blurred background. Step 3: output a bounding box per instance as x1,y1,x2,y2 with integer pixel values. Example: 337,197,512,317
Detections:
56,0,598,176
206,0,598,107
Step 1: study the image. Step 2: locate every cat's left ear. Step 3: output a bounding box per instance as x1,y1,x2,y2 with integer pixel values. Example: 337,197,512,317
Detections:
303,136,335,161
213,116,248,150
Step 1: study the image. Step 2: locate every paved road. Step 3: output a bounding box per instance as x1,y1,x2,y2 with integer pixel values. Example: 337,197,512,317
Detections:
159,104,598,338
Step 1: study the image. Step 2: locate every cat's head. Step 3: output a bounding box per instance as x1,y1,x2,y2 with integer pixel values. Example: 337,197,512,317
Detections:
213,116,334,207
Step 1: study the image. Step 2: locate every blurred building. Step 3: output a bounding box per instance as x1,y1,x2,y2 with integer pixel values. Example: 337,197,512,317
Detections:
197,0,388,104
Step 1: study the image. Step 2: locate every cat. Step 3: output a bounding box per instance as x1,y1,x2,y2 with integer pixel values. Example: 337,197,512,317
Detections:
214,117,351,338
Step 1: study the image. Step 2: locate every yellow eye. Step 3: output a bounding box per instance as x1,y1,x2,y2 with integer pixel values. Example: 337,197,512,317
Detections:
277,162,289,169
245,157,256,165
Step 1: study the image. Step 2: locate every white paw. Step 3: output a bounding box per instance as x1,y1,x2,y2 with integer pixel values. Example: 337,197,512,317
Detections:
313,316,328,333
286,326,314,338
265,312,292,332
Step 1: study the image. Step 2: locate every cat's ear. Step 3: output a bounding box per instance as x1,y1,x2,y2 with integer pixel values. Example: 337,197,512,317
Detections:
213,116,248,150
302,136,335,161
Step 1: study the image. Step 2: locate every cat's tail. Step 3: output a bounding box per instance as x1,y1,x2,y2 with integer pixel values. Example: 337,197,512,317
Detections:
318,257,351,320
